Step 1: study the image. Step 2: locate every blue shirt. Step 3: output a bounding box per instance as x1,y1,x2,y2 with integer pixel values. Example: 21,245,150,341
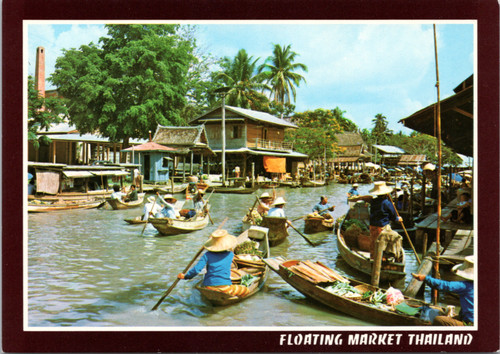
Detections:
185,251,234,286
312,202,332,216
369,197,398,227
348,188,359,196
425,276,474,323
268,207,285,217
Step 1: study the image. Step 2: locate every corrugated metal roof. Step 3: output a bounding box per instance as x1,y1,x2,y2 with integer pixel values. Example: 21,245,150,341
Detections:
397,155,427,165
373,145,405,154
63,171,94,178
191,105,297,129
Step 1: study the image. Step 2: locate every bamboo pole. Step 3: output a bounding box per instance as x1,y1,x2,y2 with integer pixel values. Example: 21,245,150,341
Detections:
432,24,443,305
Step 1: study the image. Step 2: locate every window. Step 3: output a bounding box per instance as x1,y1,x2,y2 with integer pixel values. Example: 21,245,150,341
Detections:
232,125,242,139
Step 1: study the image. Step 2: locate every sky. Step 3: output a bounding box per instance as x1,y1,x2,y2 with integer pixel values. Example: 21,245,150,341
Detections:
26,21,474,133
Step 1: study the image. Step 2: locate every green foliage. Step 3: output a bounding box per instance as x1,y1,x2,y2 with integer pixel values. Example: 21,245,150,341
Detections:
285,108,350,159
371,113,393,145
49,24,196,143
258,44,308,105
27,76,67,149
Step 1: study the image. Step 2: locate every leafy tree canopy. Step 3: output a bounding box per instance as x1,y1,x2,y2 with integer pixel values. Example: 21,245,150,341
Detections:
49,24,196,144
27,76,67,149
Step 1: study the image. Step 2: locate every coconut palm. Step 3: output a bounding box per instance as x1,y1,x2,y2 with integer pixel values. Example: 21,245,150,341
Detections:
371,113,393,145
258,44,308,106
215,49,270,109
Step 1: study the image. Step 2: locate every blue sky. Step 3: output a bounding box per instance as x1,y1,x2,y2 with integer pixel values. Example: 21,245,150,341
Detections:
26,21,474,132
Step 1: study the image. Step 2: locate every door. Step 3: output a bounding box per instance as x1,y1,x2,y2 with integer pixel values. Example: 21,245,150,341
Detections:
144,154,151,181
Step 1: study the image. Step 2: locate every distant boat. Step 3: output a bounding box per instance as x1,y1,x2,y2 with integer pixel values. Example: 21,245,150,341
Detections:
301,179,326,188
28,199,105,213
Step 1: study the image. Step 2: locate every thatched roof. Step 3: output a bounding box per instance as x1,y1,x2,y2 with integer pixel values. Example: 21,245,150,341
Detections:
152,125,213,155
335,132,364,146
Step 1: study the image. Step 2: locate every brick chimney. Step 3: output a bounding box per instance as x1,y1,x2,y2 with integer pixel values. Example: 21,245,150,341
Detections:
35,46,45,97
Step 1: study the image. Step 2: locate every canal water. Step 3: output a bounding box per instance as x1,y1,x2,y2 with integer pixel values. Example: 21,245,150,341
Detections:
28,183,423,328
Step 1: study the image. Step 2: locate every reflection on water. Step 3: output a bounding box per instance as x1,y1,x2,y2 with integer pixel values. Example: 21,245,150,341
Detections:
28,183,422,327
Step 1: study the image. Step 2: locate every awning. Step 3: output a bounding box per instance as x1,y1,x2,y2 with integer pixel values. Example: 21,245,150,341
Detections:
63,171,94,178
263,156,286,173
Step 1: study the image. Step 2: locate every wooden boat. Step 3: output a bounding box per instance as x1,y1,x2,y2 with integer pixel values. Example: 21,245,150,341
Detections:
260,215,289,247
300,179,326,188
263,257,438,326
337,202,406,282
149,212,210,236
196,226,270,306
153,183,188,194
106,193,146,210
304,215,335,234
28,199,105,213
124,216,147,225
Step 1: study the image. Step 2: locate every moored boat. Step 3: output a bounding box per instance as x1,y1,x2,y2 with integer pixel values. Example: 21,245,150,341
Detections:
196,226,270,306
337,202,406,282
28,199,105,212
304,215,335,234
149,212,210,236
260,215,289,246
264,257,439,326
153,183,188,194
300,179,326,188
106,193,146,210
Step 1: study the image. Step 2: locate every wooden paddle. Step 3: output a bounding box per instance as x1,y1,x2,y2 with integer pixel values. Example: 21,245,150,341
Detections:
151,217,228,311
291,205,335,222
140,196,158,236
388,194,421,265
287,221,316,247
200,189,215,224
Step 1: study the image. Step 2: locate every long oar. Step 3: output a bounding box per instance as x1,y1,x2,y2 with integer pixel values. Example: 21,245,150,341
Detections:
291,205,334,222
140,196,158,236
151,217,228,311
388,194,421,265
287,221,316,247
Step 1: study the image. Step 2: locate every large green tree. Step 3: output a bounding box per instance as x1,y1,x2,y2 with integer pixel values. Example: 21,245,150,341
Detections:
50,24,195,145
213,49,270,109
258,44,308,106
27,76,67,149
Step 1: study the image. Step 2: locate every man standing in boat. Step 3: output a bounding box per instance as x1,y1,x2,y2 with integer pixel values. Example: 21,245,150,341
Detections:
312,196,335,220
350,181,402,259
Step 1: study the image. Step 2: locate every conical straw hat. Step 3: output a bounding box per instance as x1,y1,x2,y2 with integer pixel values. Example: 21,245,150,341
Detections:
452,256,474,281
369,181,393,195
272,197,286,206
260,192,271,199
204,229,237,252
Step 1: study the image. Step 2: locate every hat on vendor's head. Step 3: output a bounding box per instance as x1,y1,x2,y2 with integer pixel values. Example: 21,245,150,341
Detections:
423,163,436,171
369,181,393,196
163,194,177,202
260,192,271,199
352,183,359,188
147,196,156,203
204,229,237,252
272,197,287,206
452,256,474,281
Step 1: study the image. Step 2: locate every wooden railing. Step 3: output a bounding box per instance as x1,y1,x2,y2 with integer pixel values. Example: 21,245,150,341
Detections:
252,138,293,151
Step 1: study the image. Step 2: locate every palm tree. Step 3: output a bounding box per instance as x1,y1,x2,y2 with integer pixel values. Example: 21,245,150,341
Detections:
215,49,270,109
371,113,392,145
258,44,308,106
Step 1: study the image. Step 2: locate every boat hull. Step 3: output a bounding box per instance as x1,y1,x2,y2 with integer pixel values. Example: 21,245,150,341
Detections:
28,199,105,212
149,214,210,236
267,259,432,326
304,216,334,234
260,216,289,246
106,193,145,210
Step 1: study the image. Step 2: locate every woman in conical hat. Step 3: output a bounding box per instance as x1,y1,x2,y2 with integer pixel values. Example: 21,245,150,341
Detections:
256,190,276,216
177,229,250,297
412,256,474,326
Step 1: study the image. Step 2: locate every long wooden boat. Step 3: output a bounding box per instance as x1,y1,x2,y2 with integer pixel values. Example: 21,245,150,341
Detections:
106,193,145,210
264,257,438,326
304,215,334,234
301,179,326,188
260,215,289,247
28,199,105,213
337,202,406,282
196,226,270,306
149,212,210,236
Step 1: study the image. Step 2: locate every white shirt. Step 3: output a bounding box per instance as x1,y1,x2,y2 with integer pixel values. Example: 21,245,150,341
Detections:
111,191,125,200
143,202,162,220
268,207,285,217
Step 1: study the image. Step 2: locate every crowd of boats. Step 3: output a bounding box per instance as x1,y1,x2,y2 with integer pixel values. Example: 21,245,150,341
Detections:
28,166,473,326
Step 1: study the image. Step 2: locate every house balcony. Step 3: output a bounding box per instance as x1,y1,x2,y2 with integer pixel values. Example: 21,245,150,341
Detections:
250,138,294,152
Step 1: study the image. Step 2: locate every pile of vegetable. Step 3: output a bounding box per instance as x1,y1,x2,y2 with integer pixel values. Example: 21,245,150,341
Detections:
240,274,258,287
234,241,263,257
324,281,387,305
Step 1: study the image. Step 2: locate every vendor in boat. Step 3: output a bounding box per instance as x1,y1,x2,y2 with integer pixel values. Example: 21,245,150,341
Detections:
111,184,126,200
347,183,359,200
124,184,138,202
268,197,287,217
312,196,335,220
349,181,402,259
412,256,474,326
177,229,250,297
143,196,162,220
257,191,276,216
157,193,179,219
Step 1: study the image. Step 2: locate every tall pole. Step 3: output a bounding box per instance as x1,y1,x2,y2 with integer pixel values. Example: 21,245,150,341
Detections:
221,94,226,187
432,24,443,305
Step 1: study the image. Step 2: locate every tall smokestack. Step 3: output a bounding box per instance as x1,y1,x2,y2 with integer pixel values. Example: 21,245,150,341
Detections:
35,46,45,98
